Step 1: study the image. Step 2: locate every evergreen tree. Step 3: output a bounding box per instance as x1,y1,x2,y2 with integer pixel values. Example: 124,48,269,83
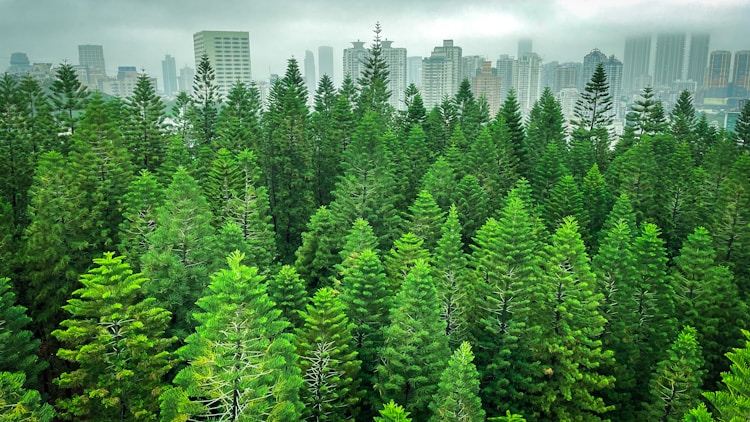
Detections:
544,174,588,236
125,72,167,172
268,265,308,329
429,342,485,422
48,62,89,136
433,206,469,347
670,90,697,145
420,157,458,212
116,170,164,269
161,252,303,421
310,74,343,206
376,260,450,420
0,200,14,278
0,371,55,422
406,190,446,252
384,232,431,287
583,163,611,249
294,206,341,290
215,80,262,153
499,89,524,165
572,63,613,133
522,87,566,178
644,326,704,422
0,278,43,387
295,287,361,421
374,400,412,422
531,141,569,205
630,86,667,136
606,137,660,223
204,147,242,223
190,54,220,162
17,74,58,156
453,174,490,246
357,22,392,119
735,96,750,153
454,78,483,143
52,253,175,421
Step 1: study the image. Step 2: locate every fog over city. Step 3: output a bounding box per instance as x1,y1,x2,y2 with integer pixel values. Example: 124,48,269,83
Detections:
2,0,748,82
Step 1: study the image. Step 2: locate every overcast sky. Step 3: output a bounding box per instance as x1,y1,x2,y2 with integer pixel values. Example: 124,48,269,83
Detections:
2,0,748,89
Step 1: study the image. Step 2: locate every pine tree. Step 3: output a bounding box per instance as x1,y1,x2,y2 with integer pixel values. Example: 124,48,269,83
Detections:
531,141,569,205
454,78,483,143
433,206,469,347
0,371,55,421
268,265,308,329
215,79,262,153
17,74,58,156
116,170,164,269
670,90,697,145
430,342,485,422
605,137,660,223
420,156,458,212
374,400,412,422
190,54,220,162
52,253,175,421
384,232,431,288
630,86,667,136
500,89,525,165
376,260,450,420
48,62,89,136
0,278,43,388
694,329,750,420
357,22,392,119
204,147,242,223
161,252,303,421
583,163,611,249
295,287,361,421
522,87,566,178
644,326,704,422
294,206,342,290
544,174,588,236
453,174,490,246
125,72,167,172
573,63,613,134
735,96,750,153
310,74,343,206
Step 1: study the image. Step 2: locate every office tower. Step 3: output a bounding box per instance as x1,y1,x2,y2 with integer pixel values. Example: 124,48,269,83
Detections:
557,88,580,122
518,38,532,59
461,55,485,83
101,66,151,98
178,65,195,95
472,61,502,115
604,55,624,118
304,50,316,98
582,48,607,87
553,63,578,94
623,35,651,94
343,40,368,81
654,33,686,88
7,52,32,75
161,54,178,96
318,46,334,84
733,51,750,98
421,40,462,109
407,56,422,88
381,40,407,110
78,44,106,86
496,54,514,102
193,30,252,98
512,52,542,113
686,33,710,88
541,61,558,91
705,50,731,98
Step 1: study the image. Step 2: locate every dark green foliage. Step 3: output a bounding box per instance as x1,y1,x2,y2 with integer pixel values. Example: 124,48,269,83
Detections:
0,371,55,421
630,86,667,136
433,206,469,347
532,141,569,205
161,252,303,421
696,329,750,420
0,278,43,387
384,232,431,286
406,190,446,252
499,89,525,165
573,63,613,133
295,287,361,421
52,253,175,421
606,137,660,223
269,265,308,329
736,97,750,152
48,62,89,136
357,23,392,118
310,75,344,206
583,164,611,248
544,174,588,236
190,54,220,161
670,90,696,144
294,206,341,289
125,72,167,172
430,342,486,422
420,156,458,212
453,174,489,245
215,80,262,153
117,170,164,268
522,87,566,178
454,78,484,143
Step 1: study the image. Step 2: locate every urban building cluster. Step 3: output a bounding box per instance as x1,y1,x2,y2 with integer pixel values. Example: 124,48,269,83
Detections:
5,30,748,131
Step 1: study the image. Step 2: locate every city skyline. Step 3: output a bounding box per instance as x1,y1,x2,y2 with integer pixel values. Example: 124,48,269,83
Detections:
2,0,748,85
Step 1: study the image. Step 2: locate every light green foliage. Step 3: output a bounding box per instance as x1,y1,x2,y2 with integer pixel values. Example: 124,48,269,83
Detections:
125,72,167,172
49,62,90,136
698,330,750,421
583,164,610,248
420,157,458,212
433,206,468,347
429,342,485,422
532,141,569,205
544,174,588,236
0,278,43,387
269,265,308,329
295,206,341,290
0,372,54,422
384,232,431,288
375,400,412,422
522,87,565,179
117,170,164,268
52,253,175,421
407,190,446,252
161,252,302,421
215,80,262,153
488,410,526,422
295,287,361,421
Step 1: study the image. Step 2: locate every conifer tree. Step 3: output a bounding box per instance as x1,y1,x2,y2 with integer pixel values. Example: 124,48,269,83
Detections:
52,253,175,421
0,200,14,278
420,157,458,212
0,371,55,422
117,170,164,269
310,74,343,206
125,72,167,172
384,232,431,287
453,174,489,245
17,74,58,156
190,54,220,162
454,78,483,143
0,278,43,387
374,401,412,422
268,265,308,329
735,96,750,152
295,287,361,421
499,89,525,164
444,125,470,179
357,22,392,119
670,90,697,144
406,190,446,252
376,260,450,420
215,80,262,153
204,147,242,223
544,174,588,235
161,252,303,421
433,206,469,347
430,342,486,422
573,63,613,134
583,163,611,248
531,141,569,205
522,87,566,178
294,206,341,290
605,137,660,223
48,62,90,136
630,86,667,136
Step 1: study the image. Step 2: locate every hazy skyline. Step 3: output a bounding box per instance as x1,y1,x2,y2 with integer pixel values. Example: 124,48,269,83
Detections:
2,0,748,87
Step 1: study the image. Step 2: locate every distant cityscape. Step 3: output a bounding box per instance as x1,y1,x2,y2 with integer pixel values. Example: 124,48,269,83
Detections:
5,30,749,133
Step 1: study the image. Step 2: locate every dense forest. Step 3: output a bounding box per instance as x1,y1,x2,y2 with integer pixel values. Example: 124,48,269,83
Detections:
1,28,750,422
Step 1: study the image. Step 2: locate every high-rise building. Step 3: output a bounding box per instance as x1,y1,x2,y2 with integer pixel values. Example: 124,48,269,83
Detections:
705,50,731,98
381,40,407,110
6,52,32,75
472,61,502,115
553,63,578,94
161,54,178,97
343,40,368,82
541,61,558,91
422,40,462,109
604,55,624,118
178,65,195,95
193,30,252,98
518,38,532,59
686,33,710,88
512,52,542,113
318,46,334,84
496,54,514,102
101,66,154,98
557,88,580,122
732,51,750,98
582,48,607,87
78,44,106,86
407,56,422,88
461,55,485,83
623,35,651,94
304,50,316,98
654,33,686,88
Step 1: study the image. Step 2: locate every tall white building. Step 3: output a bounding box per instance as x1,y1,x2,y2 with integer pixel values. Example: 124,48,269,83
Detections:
623,35,651,95
343,40,368,82
178,66,194,95
604,55,624,118
193,30,252,98
318,46,334,84
496,54,514,102
422,40,462,109
380,40,407,110
512,52,542,114
162,54,177,97
407,56,422,89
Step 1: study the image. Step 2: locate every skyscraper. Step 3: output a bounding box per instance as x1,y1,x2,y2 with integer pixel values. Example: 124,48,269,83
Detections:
422,40,462,109
496,54,514,102
78,44,106,86
161,54,177,97
518,38,532,59
512,52,542,113
583,48,607,87
732,50,750,98
654,33,686,88
318,46,334,84
6,52,32,75
304,50,316,97
472,61,502,115
179,65,195,95
407,56,422,88
343,40,368,81
604,55,624,118
705,50,731,98
686,33,710,88
381,40,407,110
553,63,578,94
461,55,485,83
193,30,252,98
623,35,651,94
